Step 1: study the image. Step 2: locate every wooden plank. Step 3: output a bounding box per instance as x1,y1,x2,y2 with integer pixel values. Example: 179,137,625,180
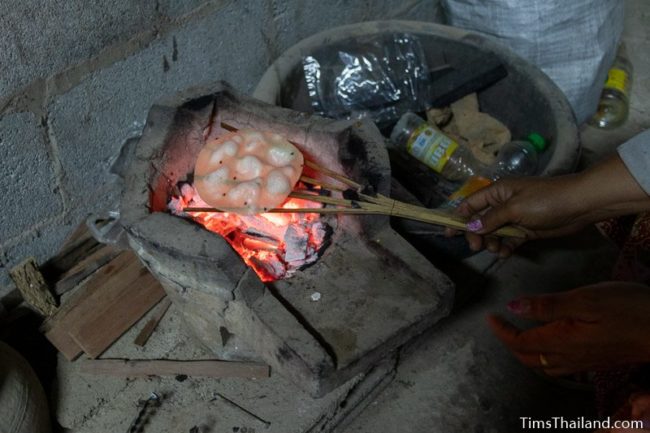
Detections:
77,359,271,379
54,244,119,295
9,257,58,316
45,328,83,360
43,252,139,360
41,247,124,334
42,270,103,360
41,264,106,334
44,251,160,360
133,297,172,347
68,263,165,358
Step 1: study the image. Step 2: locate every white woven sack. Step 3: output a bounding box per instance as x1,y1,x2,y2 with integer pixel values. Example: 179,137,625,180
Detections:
442,0,625,124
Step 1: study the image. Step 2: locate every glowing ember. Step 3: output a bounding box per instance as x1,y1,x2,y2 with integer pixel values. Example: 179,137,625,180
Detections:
169,183,329,282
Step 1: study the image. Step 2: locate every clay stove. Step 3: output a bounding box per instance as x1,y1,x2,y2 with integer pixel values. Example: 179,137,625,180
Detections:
119,82,454,397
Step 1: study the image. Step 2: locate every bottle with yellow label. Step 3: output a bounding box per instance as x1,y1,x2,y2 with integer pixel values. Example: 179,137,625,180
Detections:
443,133,547,208
589,43,633,129
389,112,487,182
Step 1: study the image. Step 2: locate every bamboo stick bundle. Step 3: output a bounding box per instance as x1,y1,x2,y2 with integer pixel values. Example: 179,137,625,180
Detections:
185,157,525,238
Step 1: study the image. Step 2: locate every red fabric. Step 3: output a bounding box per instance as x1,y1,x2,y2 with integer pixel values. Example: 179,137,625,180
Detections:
597,212,650,284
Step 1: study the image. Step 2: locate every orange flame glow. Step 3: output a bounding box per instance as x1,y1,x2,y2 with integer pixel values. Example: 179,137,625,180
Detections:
172,189,327,282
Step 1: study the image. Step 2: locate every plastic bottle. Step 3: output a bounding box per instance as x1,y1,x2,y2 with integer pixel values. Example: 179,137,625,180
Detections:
589,43,633,129
389,112,487,182
489,133,547,179
444,133,547,208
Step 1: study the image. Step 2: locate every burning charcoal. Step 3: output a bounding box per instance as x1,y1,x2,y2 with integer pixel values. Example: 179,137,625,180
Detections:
180,183,195,201
283,225,308,264
242,228,281,246
170,176,331,282
310,223,328,245
240,215,288,241
242,238,279,252
167,197,186,215
250,255,287,280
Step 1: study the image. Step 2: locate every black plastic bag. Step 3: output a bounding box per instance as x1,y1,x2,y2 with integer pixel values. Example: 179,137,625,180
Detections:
303,33,431,126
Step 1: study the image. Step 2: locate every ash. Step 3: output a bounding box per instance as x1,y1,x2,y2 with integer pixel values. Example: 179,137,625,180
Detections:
168,183,329,281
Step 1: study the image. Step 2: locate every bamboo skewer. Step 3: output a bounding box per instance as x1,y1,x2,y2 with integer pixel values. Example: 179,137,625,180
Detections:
184,207,385,215
304,160,363,190
289,191,361,208
299,176,346,192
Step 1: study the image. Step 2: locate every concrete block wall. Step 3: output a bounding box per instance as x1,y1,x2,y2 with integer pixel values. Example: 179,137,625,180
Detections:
0,0,443,298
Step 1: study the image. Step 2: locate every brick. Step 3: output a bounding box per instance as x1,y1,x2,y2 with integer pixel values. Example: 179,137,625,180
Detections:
3,223,71,271
0,113,63,242
0,1,160,100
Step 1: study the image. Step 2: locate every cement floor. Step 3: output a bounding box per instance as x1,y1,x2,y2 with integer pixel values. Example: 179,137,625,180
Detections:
342,232,618,433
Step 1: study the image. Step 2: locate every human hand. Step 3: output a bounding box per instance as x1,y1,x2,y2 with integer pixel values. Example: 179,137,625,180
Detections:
451,175,591,256
488,282,650,376
449,154,650,257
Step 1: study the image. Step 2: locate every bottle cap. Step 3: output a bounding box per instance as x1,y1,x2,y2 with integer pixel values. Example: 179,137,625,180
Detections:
389,112,424,149
526,133,546,152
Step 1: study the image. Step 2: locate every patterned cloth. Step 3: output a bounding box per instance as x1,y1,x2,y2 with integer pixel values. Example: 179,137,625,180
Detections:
598,212,650,284
594,212,650,417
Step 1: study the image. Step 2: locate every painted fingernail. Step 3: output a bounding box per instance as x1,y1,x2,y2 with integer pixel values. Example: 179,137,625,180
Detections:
507,299,531,315
466,219,483,232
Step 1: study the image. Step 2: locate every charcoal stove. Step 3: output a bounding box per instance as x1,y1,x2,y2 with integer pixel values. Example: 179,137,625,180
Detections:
119,82,454,397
